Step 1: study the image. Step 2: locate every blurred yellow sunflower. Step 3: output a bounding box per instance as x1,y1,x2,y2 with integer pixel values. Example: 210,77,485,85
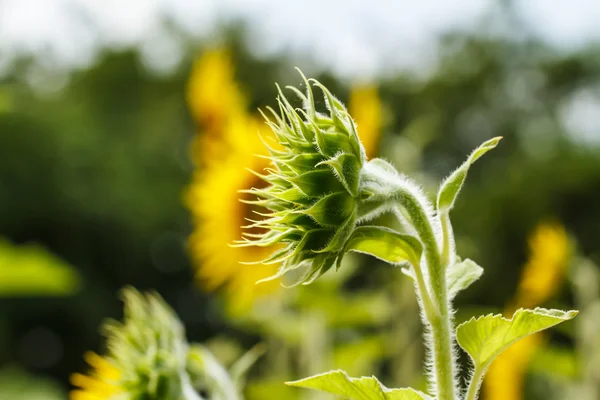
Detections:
186,48,247,167
349,85,382,158
186,112,281,312
512,222,570,309
70,352,122,400
186,48,245,134
485,221,570,400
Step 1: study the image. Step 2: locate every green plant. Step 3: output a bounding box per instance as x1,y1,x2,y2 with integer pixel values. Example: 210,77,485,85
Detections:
238,70,578,400
71,287,255,400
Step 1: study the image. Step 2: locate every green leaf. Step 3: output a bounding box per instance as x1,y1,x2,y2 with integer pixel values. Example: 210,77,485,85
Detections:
457,308,578,373
447,258,483,298
286,370,428,400
436,137,501,212
339,226,422,269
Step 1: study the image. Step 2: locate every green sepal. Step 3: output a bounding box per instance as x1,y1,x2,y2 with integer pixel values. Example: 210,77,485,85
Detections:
304,192,356,227
314,211,357,254
286,370,429,400
436,137,502,212
447,258,483,298
310,80,348,130
260,187,310,205
278,153,325,174
298,229,336,252
457,308,578,374
288,169,345,197
241,228,304,248
337,226,422,270
284,253,337,287
285,213,320,231
318,153,361,197
315,130,356,158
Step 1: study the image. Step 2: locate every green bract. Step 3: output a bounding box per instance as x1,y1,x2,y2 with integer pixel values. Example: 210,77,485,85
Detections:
237,71,367,286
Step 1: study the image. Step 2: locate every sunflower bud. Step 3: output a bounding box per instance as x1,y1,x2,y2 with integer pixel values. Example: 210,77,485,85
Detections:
71,287,240,400
236,71,368,286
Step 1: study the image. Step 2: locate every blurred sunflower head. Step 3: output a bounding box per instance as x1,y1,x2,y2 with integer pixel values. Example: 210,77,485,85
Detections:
186,111,281,312
70,351,123,400
349,85,382,159
186,48,245,133
484,334,543,400
513,221,570,310
71,288,194,400
486,221,569,400
235,72,372,286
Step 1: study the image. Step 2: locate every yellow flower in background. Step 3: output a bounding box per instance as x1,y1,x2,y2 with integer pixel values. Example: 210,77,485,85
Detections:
186,113,280,312
349,85,382,159
485,221,570,400
513,222,570,309
186,48,245,133
70,352,122,400
484,335,543,400
185,48,281,313
186,49,249,167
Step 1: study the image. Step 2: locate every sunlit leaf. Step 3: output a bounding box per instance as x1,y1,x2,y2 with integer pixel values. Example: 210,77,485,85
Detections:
457,308,578,373
286,370,428,400
339,226,422,269
436,137,501,212
447,258,483,298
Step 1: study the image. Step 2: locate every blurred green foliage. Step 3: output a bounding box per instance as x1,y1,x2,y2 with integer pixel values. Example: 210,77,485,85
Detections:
0,239,79,296
0,368,65,399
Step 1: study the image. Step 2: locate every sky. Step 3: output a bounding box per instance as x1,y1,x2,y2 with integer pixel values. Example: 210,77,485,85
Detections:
2,0,600,79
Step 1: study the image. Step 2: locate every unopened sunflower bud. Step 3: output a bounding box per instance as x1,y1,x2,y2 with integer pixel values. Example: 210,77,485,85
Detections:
101,288,191,399
71,287,240,400
234,71,371,286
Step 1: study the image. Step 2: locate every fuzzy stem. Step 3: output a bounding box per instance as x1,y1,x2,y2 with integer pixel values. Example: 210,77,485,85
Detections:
440,211,453,268
393,190,457,400
465,367,484,400
411,258,439,319
361,163,458,399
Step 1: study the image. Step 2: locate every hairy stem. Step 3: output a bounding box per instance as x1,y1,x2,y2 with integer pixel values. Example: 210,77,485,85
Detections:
411,259,439,319
465,367,484,400
440,211,453,268
393,189,457,400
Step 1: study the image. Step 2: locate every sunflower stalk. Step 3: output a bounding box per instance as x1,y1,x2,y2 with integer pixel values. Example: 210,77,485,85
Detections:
241,71,577,400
